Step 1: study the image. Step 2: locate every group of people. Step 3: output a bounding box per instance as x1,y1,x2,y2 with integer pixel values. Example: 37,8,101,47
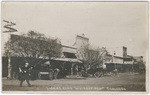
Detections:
47,68,60,80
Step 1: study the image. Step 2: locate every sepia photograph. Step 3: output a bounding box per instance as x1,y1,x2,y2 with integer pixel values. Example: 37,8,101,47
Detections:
1,1,149,93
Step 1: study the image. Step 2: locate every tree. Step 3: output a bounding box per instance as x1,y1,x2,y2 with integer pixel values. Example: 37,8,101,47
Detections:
4,31,62,60
81,45,108,69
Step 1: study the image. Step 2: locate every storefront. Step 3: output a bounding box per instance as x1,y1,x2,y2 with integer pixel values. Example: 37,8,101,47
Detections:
50,58,84,78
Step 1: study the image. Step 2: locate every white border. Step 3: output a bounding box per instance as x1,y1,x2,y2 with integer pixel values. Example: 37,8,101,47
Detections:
0,0,149,1
0,0,149,95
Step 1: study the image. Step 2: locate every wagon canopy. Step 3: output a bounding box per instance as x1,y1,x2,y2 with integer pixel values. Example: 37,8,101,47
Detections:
51,57,82,63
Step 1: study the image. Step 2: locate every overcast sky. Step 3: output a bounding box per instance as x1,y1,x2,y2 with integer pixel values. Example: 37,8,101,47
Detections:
1,2,148,60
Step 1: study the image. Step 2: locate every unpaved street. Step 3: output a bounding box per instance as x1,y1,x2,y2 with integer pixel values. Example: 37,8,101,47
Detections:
2,73,146,91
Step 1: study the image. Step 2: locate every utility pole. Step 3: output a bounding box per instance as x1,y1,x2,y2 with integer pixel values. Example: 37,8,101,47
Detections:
3,20,17,79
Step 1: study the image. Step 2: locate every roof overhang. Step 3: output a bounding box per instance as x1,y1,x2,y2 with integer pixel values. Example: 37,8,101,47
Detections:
51,57,82,63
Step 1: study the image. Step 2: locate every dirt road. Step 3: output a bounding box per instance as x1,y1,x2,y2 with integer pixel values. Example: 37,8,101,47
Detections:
2,73,146,91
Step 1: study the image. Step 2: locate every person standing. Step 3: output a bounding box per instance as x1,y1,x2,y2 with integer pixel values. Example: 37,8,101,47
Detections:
18,63,31,87
53,68,60,79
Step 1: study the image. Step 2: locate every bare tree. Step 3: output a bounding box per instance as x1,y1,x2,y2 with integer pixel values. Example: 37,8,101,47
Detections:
81,45,108,69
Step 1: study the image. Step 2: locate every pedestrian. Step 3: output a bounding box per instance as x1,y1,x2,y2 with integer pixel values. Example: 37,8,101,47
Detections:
53,68,60,79
112,68,118,76
18,63,31,87
49,69,54,80
75,65,79,76
114,68,118,76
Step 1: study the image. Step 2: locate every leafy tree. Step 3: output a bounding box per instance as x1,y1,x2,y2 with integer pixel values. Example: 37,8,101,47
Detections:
4,31,62,60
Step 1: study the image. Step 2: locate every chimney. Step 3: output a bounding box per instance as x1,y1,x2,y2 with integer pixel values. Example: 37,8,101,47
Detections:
123,46,127,58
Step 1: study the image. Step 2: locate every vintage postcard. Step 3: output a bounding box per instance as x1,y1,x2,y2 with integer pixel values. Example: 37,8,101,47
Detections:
1,1,149,94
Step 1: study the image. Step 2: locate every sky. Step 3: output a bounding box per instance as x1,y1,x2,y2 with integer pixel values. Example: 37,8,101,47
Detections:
1,2,148,60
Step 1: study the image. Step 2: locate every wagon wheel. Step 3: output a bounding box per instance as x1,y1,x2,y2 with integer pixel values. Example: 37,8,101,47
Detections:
94,71,103,78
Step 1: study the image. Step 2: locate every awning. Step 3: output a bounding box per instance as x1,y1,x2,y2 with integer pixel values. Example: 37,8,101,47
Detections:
104,62,123,64
51,57,82,63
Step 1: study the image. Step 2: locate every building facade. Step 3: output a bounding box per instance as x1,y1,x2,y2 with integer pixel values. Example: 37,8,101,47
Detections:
73,34,89,60
61,45,77,59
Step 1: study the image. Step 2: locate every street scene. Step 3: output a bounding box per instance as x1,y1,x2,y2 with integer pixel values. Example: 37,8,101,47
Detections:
1,2,148,92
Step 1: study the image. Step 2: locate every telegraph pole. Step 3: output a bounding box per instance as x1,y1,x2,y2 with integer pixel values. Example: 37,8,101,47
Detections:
3,20,17,79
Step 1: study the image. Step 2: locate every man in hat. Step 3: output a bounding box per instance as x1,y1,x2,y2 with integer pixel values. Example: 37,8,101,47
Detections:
19,63,31,87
